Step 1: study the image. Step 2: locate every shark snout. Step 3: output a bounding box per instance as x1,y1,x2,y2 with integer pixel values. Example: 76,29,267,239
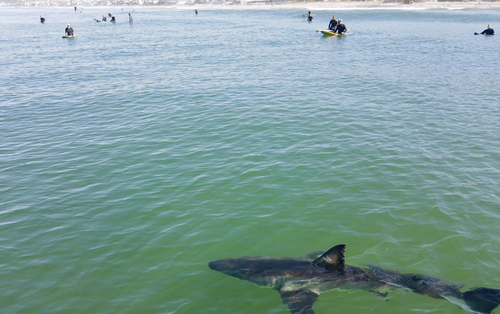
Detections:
208,258,244,276
208,260,223,271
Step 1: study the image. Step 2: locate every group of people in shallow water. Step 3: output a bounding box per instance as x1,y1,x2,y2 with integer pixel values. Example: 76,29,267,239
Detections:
305,10,493,36
101,12,133,22
43,9,494,38
305,11,346,34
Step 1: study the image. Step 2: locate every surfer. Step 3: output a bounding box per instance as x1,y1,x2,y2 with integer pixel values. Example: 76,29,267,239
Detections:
478,24,495,35
307,13,313,22
40,15,45,23
328,15,338,32
336,19,347,35
65,24,75,37
128,13,133,22
195,9,198,15
74,6,77,12
108,12,112,17
102,15,107,22
110,15,116,23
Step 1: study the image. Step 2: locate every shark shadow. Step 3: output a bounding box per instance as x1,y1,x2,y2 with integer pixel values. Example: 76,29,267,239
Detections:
209,244,500,314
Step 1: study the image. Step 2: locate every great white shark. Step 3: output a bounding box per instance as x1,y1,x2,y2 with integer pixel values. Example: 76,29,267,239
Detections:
209,244,500,314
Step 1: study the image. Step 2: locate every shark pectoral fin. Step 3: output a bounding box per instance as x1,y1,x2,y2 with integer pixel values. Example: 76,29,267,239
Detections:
279,289,319,314
313,244,346,271
463,288,500,314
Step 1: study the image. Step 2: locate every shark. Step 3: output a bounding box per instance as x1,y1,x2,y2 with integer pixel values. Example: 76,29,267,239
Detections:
209,244,500,314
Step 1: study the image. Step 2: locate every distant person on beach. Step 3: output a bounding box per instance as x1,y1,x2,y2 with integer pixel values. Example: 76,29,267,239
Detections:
110,15,116,23
129,13,133,22
40,15,45,23
480,24,494,35
65,24,75,37
328,15,338,32
336,19,347,34
102,15,107,22
74,6,77,12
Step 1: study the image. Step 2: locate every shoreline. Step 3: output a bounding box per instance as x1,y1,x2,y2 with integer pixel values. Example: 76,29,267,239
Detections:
2,1,500,9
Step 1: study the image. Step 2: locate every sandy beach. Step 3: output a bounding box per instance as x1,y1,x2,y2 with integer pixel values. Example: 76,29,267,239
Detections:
2,1,500,9
191,1,500,10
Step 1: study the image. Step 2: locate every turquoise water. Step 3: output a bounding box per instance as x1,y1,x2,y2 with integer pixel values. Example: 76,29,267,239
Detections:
1,6,500,314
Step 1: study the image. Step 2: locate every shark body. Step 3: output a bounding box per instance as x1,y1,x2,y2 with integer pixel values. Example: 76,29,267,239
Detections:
209,244,500,314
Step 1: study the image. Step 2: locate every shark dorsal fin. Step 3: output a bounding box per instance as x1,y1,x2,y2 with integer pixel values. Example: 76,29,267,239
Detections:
313,244,346,271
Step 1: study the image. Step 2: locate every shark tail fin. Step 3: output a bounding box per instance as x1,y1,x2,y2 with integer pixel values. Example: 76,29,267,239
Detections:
463,287,500,314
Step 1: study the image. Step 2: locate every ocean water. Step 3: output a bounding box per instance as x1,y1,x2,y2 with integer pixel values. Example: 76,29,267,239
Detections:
1,6,500,314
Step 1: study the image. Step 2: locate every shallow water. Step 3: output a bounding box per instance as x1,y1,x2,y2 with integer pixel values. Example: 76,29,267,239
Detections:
1,6,500,314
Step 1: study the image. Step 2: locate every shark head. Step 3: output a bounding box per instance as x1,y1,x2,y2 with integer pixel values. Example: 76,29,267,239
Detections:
209,256,307,288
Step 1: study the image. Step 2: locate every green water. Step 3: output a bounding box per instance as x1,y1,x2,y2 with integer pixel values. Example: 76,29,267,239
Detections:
1,7,499,314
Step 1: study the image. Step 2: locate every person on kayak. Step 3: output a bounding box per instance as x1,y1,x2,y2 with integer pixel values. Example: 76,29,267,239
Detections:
480,24,494,35
65,24,75,36
336,19,347,34
328,16,338,32
40,15,45,23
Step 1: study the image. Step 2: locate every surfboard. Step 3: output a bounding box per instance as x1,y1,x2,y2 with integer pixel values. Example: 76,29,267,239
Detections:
320,30,343,36
94,18,101,22
62,35,74,38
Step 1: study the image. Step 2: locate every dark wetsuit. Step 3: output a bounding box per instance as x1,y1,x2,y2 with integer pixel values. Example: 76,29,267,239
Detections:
307,15,313,22
102,16,107,21
336,23,347,34
40,17,45,23
481,28,494,35
328,19,338,31
65,27,74,36
110,16,116,23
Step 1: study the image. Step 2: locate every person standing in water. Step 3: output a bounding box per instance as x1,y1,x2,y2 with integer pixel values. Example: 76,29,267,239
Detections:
74,6,77,12
307,11,313,22
479,24,494,35
128,13,133,22
65,24,75,37
336,19,347,34
195,9,198,15
110,15,116,23
40,15,45,23
328,15,338,32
